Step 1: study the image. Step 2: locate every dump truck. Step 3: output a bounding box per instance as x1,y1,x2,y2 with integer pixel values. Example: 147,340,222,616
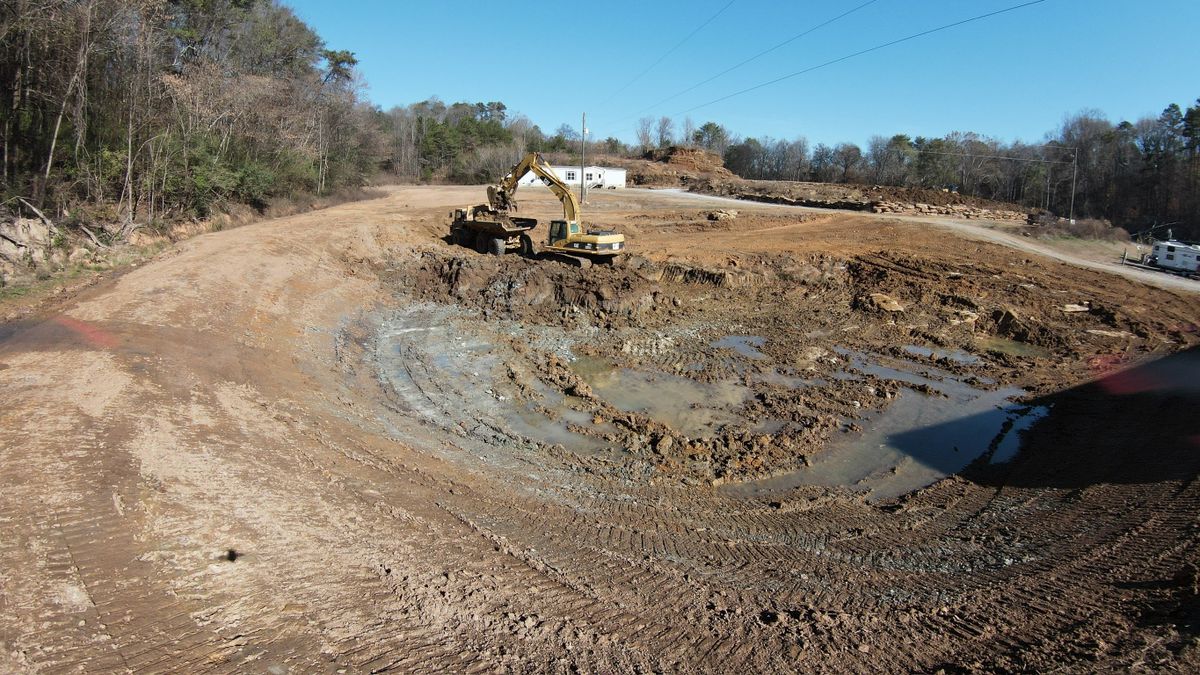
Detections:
449,152,625,267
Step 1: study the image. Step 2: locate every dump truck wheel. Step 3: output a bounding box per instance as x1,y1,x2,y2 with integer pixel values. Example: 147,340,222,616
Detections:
518,234,534,257
487,236,506,256
474,232,489,254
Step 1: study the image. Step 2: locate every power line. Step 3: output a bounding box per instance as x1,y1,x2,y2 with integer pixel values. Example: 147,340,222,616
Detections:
630,0,882,118
598,0,737,108
672,0,1048,117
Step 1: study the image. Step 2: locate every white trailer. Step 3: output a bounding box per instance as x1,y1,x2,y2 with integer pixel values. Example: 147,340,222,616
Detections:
1149,240,1200,277
517,165,626,189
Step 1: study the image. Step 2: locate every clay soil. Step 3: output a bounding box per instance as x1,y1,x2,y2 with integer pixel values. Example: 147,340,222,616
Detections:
2,185,1199,673
595,147,1032,216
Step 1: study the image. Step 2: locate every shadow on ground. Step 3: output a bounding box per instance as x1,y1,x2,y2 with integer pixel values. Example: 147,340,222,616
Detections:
891,346,1200,491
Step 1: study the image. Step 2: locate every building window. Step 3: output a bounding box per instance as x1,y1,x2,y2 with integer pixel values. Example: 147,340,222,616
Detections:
1167,246,1176,252
586,173,594,181
1166,254,1175,261
566,171,576,180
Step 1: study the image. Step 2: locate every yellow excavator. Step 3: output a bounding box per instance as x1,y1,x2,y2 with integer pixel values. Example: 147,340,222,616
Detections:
449,152,625,266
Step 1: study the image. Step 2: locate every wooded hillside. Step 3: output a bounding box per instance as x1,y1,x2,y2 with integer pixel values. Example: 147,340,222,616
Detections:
2,0,378,230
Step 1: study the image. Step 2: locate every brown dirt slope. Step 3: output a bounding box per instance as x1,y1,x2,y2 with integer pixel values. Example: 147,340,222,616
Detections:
594,146,735,187
693,176,1034,215
602,146,1034,218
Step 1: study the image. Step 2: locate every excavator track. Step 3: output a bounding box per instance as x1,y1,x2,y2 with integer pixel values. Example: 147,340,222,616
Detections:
539,251,592,268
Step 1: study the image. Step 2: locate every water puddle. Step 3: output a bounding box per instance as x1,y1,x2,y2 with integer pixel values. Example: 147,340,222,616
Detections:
991,405,1050,463
902,345,980,365
836,347,959,393
504,386,616,454
571,355,749,438
751,370,822,388
711,335,767,360
976,336,1052,359
727,349,1049,502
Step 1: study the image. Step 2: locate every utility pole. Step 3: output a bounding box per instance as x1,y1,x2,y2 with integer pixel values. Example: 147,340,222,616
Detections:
580,112,587,205
1069,147,1078,224
1044,164,1051,210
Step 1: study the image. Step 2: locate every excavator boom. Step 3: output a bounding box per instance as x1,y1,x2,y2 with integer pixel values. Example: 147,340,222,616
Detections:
488,152,579,222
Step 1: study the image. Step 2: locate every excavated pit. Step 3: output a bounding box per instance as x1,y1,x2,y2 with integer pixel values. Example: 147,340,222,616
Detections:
373,244,1191,495
347,214,1200,670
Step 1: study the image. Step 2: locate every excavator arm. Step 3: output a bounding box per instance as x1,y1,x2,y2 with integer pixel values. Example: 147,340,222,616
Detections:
452,150,624,265
486,152,580,222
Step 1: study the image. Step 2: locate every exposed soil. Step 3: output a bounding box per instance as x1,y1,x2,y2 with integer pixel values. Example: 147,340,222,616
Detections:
597,147,1034,219
2,185,1199,673
592,147,735,187
692,176,1036,214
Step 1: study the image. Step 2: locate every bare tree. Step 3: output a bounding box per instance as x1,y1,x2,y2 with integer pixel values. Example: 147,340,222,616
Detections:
810,143,837,182
833,143,863,183
681,117,696,147
656,116,674,148
636,117,654,152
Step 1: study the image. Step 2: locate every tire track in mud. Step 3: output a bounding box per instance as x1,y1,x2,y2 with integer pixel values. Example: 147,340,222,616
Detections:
0,414,248,673
363,291,1200,669
433,462,1199,670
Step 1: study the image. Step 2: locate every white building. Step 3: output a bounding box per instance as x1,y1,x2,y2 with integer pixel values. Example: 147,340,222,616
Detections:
517,165,626,190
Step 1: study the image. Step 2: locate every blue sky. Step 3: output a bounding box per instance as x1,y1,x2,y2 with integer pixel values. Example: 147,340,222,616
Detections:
288,0,1200,147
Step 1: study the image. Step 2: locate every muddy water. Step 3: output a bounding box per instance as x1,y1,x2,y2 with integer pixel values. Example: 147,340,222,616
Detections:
711,335,767,359
902,344,980,365
976,335,1052,358
728,350,1047,502
570,355,749,438
376,305,616,456
378,302,1049,501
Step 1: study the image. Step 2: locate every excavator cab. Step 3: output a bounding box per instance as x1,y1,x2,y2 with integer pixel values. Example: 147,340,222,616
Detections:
548,220,583,248
549,220,567,247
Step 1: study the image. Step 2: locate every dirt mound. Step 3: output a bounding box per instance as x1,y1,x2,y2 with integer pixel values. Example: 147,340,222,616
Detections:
592,147,734,187
643,146,730,175
598,149,1035,223
402,250,663,328
692,176,1034,218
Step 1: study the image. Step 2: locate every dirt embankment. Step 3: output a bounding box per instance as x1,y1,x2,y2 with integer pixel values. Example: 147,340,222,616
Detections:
692,177,1033,222
0,187,387,314
606,146,1033,222
594,147,736,187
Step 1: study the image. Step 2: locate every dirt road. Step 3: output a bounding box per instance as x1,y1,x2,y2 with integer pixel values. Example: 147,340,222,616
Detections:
2,185,1198,673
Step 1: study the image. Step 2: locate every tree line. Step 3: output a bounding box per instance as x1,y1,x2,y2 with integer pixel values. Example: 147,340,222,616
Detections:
2,0,379,231
650,103,1200,238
